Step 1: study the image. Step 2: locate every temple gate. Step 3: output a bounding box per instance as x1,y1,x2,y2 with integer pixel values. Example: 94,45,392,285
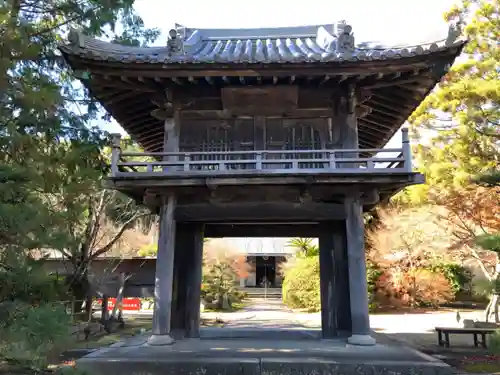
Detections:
61,21,465,347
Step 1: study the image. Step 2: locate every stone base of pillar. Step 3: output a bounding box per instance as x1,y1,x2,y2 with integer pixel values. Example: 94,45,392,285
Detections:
347,334,376,346
147,334,175,346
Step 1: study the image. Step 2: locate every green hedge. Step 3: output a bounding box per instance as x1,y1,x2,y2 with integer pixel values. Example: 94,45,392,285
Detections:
282,256,320,311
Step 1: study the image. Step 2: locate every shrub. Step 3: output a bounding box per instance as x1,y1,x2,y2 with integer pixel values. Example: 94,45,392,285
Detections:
489,330,500,353
366,261,383,311
427,263,472,296
201,241,250,310
137,243,157,257
0,252,73,372
282,256,320,311
375,268,453,308
0,301,71,369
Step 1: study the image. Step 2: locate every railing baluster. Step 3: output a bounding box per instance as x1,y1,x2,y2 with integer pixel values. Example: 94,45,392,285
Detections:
111,133,122,177
256,152,262,170
112,148,409,176
329,152,336,169
402,128,412,172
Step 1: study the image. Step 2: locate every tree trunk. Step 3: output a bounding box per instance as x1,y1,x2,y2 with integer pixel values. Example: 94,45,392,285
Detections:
110,272,126,322
485,294,500,322
67,259,92,316
485,271,500,323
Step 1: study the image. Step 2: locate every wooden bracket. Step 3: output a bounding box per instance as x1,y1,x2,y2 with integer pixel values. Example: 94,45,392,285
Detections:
361,189,380,205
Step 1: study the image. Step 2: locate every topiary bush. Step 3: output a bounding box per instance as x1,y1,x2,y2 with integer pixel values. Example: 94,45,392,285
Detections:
282,256,320,311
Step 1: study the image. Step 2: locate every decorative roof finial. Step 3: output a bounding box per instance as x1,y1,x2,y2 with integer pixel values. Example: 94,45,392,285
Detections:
336,21,355,53
167,27,184,56
68,28,85,48
446,14,465,46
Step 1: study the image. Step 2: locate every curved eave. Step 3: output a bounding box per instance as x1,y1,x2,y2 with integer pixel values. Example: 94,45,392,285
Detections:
62,41,466,76
59,35,466,66
63,42,465,152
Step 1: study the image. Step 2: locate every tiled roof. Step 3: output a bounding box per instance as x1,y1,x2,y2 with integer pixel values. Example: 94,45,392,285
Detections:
60,22,466,64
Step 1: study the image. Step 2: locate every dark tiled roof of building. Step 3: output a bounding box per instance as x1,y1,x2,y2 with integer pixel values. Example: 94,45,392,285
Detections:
60,22,465,64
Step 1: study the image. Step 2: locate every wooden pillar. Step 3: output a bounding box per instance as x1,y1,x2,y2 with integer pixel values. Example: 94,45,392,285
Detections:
170,224,189,337
170,222,204,338
333,221,352,334
319,223,337,338
149,111,179,344
319,221,351,339
345,195,375,346
149,194,176,345
185,223,204,338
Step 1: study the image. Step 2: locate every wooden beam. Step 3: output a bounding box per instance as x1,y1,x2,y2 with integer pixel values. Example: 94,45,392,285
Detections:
174,202,346,221
204,223,321,238
178,108,335,120
92,75,158,92
69,53,449,78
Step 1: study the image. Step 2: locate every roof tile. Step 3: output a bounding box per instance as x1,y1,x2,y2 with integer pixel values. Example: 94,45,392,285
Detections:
61,23,466,64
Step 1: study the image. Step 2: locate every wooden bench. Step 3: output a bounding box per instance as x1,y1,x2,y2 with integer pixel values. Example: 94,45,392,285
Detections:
435,327,496,348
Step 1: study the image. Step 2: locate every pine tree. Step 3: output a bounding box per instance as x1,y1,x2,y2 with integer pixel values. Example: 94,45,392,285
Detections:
397,0,499,203
0,0,158,370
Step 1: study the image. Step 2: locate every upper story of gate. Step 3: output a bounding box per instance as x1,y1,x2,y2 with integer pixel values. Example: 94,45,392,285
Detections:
60,22,465,181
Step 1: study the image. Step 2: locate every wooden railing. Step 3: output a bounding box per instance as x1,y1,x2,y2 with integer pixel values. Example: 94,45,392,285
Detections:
110,129,412,177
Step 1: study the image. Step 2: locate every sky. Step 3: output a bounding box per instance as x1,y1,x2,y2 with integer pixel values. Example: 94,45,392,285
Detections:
103,0,457,149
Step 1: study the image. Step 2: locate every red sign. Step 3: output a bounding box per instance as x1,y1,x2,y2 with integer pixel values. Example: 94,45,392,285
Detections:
96,298,141,311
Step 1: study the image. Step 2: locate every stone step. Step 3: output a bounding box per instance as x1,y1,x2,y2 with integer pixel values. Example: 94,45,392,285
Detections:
76,335,457,375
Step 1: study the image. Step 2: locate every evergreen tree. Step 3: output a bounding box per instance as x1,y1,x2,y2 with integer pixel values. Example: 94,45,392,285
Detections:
0,0,158,370
397,0,499,203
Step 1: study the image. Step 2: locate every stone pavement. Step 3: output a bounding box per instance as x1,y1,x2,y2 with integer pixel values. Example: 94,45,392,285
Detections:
211,299,487,349
76,298,474,375
116,298,486,349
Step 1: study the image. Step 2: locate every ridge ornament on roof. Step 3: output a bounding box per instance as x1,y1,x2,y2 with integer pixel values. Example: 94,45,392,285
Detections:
335,21,355,53
167,24,188,57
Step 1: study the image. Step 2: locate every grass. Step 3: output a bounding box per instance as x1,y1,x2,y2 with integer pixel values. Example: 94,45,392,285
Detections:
70,315,227,350
456,354,500,373
73,318,152,349
462,362,500,373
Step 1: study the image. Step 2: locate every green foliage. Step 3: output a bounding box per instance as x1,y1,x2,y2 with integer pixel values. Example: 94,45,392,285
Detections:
282,256,320,311
201,247,248,311
0,0,159,371
0,302,71,370
0,257,69,304
1,0,158,310
366,261,383,311
400,0,500,204
137,243,158,257
0,250,71,371
476,234,500,252
286,238,319,257
427,263,472,295
489,330,500,353
474,171,500,187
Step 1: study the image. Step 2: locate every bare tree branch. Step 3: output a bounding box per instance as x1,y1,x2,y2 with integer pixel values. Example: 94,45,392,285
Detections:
91,213,151,259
